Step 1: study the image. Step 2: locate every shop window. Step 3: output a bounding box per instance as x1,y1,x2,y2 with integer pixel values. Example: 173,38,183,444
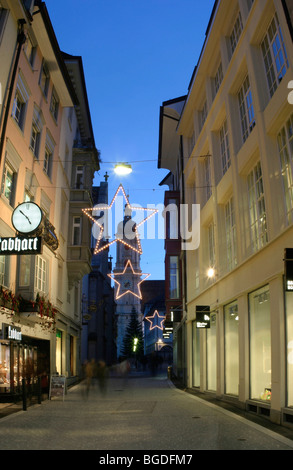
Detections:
192,322,200,387
56,330,62,375
286,291,293,407
249,286,271,402
206,312,217,391
224,301,239,396
0,342,10,391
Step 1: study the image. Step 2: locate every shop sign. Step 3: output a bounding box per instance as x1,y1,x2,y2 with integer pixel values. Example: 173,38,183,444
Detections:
2,324,22,341
284,248,293,292
0,236,42,255
196,305,210,329
49,375,66,401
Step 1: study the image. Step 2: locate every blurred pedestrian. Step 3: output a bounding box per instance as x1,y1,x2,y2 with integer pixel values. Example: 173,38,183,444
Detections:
84,359,96,396
96,360,108,396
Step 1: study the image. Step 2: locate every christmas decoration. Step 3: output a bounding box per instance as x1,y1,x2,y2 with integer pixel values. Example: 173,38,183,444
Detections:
82,184,158,255
108,259,150,300
145,310,166,331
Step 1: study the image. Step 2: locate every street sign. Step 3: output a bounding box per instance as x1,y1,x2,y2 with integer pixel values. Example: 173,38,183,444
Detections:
196,305,210,329
49,375,66,401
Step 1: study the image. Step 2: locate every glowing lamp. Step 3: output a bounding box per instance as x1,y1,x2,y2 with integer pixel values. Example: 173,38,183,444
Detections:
114,163,132,175
207,267,215,278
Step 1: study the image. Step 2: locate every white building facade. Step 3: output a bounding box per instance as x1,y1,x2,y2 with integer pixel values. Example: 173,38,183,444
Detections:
159,0,293,427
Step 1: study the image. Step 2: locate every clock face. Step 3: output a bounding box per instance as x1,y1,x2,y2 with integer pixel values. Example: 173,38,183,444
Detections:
12,202,43,234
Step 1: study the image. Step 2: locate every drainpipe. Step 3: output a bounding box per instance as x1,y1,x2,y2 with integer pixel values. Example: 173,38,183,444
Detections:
0,20,26,165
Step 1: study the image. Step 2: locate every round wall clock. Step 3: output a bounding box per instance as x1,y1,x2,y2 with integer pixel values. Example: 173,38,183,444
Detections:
12,202,43,234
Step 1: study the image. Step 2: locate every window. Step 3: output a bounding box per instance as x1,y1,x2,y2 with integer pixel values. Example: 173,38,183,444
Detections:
249,286,271,401
0,255,9,287
43,133,55,179
238,75,255,143
208,222,215,269
225,198,237,271
204,156,212,202
43,146,53,178
39,61,49,97
199,100,208,132
1,162,16,206
214,62,223,95
0,3,8,42
35,256,47,294
277,115,293,224
169,255,180,299
75,165,84,189
30,122,41,158
12,74,30,131
207,313,217,391
19,255,31,286
230,12,243,55
72,216,81,245
224,301,239,396
247,0,254,11
24,35,36,67
286,290,293,406
220,120,231,175
50,88,59,121
261,13,288,98
247,162,267,252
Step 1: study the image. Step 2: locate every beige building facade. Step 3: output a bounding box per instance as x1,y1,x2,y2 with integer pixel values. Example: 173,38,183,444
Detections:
159,0,293,427
0,0,98,397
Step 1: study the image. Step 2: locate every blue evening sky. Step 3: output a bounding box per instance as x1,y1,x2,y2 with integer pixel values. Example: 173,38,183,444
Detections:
45,0,215,279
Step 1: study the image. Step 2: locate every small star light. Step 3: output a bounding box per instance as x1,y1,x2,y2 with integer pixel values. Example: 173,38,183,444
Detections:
108,259,150,300
145,310,166,331
82,184,158,255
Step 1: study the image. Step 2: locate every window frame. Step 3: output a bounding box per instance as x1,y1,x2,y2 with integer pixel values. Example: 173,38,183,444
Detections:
238,75,255,143
247,161,268,253
261,13,289,98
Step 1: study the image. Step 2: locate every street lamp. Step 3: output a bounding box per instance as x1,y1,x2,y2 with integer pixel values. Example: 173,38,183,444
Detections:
114,163,132,176
207,267,215,279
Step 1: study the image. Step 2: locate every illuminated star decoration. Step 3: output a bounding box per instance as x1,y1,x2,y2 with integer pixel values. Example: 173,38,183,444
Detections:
82,184,158,255
145,310,166,331
108,259,150,300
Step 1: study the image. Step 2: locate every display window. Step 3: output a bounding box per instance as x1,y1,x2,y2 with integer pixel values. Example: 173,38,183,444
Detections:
192,322,200,387
249,285,271,402
0,340,38,395
0,342,10,390
286,291,293,407
224,301,239,396
206,312,217,391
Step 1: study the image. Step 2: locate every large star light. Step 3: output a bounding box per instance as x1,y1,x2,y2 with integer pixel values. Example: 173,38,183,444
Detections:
108,259,150,300
82,184,158,255
145,310,166,331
